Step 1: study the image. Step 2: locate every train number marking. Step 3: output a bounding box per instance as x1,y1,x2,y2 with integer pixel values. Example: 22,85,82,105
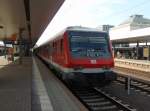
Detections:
91,60,97,64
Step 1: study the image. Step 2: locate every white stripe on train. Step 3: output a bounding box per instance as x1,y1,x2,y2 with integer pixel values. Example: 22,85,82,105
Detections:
41,56,112,74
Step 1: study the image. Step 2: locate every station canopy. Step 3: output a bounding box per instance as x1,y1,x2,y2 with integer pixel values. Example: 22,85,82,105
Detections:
110,27,150,44
110,15,150,44
0,0,64,44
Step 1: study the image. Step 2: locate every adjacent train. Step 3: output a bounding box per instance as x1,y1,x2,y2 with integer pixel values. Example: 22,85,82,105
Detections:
37,26,116,83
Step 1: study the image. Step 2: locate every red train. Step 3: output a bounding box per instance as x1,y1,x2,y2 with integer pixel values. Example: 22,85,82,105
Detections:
37,26,116,83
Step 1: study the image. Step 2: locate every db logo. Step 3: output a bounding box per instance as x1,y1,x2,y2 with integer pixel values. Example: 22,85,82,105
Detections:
91,60,97,64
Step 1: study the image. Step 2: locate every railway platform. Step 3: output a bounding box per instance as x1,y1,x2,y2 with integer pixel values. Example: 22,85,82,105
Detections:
0,56,87,111
115,58,150,72
114,58,150,83
0,57,32,111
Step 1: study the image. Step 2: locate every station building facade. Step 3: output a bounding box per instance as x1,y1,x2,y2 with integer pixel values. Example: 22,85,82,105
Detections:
109,15,150,60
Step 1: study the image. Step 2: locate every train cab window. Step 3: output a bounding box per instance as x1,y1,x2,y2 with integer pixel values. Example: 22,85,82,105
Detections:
69,31,111,58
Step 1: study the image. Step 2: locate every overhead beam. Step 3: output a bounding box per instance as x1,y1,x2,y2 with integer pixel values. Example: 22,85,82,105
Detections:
24,0,32,43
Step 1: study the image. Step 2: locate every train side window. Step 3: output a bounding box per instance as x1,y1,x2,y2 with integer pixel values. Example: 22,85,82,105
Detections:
53,42,55,48
51,43,53,53
55,42,57,51
57,40,61,52
60,39,63,52
49,44,51,53
53,42,56,52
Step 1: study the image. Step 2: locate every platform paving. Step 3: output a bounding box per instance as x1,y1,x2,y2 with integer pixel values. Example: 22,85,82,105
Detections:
114,58,150,83
119,58,150,64
0,57,32,111
32,58,53,111
35,57,88,111
0,56,88,111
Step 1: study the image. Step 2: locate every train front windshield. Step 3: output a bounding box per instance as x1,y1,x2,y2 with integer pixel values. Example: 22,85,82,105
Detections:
69,31,111,58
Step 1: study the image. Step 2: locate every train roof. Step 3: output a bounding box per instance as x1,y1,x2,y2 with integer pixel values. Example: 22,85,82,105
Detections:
37,26,107,47
66,26,107,33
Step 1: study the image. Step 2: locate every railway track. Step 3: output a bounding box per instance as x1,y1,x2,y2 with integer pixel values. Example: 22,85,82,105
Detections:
117,75,150,95
40,57,138,111
67,80,136,111
114,66,150,95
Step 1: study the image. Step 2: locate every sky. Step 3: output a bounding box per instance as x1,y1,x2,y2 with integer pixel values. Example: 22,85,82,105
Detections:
35,0,150,47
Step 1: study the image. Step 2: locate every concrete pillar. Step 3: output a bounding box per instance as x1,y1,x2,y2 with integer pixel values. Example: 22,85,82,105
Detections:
148,45,150,61
125,76,131,95
136,42,139,59
19,28,24,64
146,41,148,46
4,43,6,59
113,44,116,58
12,43,14,61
